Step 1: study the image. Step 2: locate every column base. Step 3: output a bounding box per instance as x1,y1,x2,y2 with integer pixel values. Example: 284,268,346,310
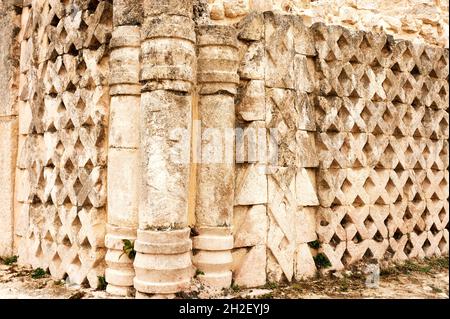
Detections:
193,227,234,290
134,228,193,296
105,225,136,296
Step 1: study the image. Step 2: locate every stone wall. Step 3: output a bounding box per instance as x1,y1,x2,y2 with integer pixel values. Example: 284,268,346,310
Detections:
231,13,448,286
206,0,449,48
13,0,112,287
0,0,448,297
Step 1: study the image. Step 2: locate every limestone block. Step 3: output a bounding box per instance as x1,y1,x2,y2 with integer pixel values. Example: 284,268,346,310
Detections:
294,55,316,93
0,119,18,256
426,199,449,232
389,235,408,261
438,230,449,256
109,95,140,148
294,243,317,280
18,100,32,135
237,12,264,41
233,205,267,248
316,132,349,169
266,88,298,167
267,169,296,282
316,206,348,244
422,169,447,200
295,207,317,244
210,1,225,20
295,168,318,207
234,163,267,205
113,0,143,26
15,168,31,204
369,205,390,239
232,245,266,288
319,242,346,271
223,0,249,18
238,41,265,80
264,13,294,89
236,120,266,163
14,202,29,238
345,239,389,264
295,92,315,131
317,168,347,207
296,130,319,168
236,80,265,121
107,148,139,228
315,96,344,133
293,16,316,56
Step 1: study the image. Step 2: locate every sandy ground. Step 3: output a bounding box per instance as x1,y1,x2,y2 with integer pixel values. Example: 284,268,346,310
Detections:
0,257,448,299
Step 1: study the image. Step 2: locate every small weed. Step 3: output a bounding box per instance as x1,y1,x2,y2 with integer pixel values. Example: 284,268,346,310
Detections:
97,276,107,291
430,285,443,293
264,282,278,290
291,282,305,292
31,268,47,279
258,292,273,299
1,255,18,266
121,239,136,260
231,282,241,293
314,253,332,269
339,278,349,292
427,257,449,270
308,240,321,249
54,280,65,286
194,269,205,278
69,292,85,299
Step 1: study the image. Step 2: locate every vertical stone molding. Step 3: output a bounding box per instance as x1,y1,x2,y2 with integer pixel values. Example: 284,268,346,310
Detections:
193,25,239,289
105,1,142,296
134,0,195,298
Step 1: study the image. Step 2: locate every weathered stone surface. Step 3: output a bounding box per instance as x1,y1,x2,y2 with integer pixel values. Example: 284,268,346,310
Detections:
295,206,317,243
107,148,139,228
0,1,448,294
264,13,295,89
236,80,265,121
234,164,267,205
0,119,18,256
113,0,143,26
295,168,319,207
232,245,266,288
139,91,192,229
109,96,140,148
233,205,267,247
294,243,317,280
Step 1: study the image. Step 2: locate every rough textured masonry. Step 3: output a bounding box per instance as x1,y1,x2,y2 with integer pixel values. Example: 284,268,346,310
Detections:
0,0,448,298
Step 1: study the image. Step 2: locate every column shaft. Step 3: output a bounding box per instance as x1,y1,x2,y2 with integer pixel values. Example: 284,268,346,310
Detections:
134,0,196,298
193,25,239,289
105,0,142,297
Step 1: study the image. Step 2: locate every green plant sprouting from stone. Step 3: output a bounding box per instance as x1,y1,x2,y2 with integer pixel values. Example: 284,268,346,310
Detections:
121,239,136,260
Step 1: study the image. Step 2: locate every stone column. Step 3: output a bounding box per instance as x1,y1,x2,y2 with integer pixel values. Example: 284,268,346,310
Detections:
134,0,196,298
193,25,239,289
105,0,142,297
0,0,20,257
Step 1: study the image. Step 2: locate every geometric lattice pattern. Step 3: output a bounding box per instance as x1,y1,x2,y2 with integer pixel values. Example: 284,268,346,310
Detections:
16,0,111,287
313,23,449,270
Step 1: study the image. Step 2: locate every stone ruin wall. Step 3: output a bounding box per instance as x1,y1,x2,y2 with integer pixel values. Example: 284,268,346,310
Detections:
206,0,450,48
0,0,448,297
